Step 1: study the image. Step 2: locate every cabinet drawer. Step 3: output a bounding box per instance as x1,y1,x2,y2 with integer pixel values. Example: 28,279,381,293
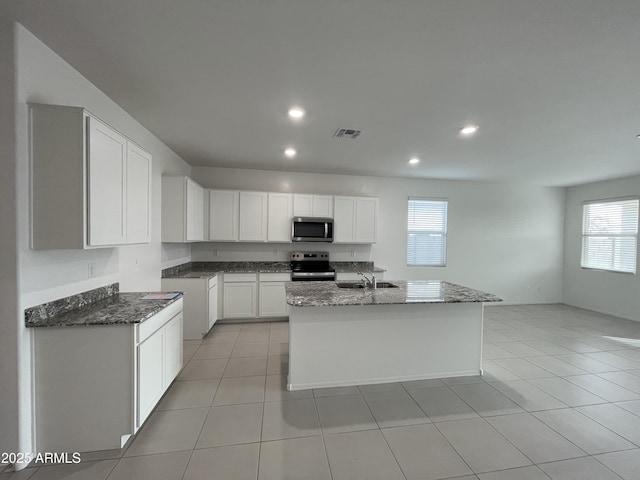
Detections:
224,273,257,282
259,272,291,282
137,298,183,343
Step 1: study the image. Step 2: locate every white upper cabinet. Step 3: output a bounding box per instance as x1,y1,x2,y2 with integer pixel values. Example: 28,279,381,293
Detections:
29,104,152,249
267,193,293,242
355,196,378,243
162,176,205,242
186,178,204,241
333,196,378,244
125,143,152,244
313,195,334,217
87,117,127,246
333,196,357,243
239,191,268,242
208,189,239,241
293,194,334,218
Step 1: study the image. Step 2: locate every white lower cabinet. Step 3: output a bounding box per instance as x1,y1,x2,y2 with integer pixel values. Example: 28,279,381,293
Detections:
162,276,218,340
223,274,258,318
163,313,184,387
220,272,290,320
258,273,290,318
33,299,183,453
137,311,182,427
137,328,165,425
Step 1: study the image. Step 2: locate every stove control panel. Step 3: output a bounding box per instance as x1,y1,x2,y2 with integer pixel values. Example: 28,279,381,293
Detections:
290,251,329,261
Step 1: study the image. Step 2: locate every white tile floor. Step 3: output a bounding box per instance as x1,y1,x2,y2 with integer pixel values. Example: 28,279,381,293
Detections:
8,304,640,479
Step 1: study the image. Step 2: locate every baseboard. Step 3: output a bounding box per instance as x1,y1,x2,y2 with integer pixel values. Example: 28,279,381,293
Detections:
287,369,482,391
217,316,288,324
562,302,640,323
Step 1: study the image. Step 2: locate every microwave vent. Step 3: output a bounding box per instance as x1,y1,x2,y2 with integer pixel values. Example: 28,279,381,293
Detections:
333,128,362,139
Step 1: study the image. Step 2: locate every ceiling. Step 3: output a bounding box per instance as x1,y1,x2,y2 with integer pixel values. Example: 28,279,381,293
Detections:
5,0,640,186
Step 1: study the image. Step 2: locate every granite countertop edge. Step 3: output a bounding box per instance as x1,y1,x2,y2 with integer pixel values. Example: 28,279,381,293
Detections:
26,293,184,328
285,280,502,308
162,262,386,278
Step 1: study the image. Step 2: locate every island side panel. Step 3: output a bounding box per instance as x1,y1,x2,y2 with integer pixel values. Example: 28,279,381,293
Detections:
288,302,483,390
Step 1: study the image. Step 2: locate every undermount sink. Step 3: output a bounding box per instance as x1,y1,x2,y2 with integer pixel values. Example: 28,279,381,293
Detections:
335,282,398,289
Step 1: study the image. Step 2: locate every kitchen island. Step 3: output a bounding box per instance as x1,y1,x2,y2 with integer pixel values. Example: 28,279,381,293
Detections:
285,280,501,390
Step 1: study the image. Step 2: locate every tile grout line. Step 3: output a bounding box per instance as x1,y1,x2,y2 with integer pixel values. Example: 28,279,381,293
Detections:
311,391,335,480
256,374,267,480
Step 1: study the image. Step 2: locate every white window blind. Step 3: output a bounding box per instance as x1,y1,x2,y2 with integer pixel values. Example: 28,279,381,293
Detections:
407,198,448,266
581,198,639,274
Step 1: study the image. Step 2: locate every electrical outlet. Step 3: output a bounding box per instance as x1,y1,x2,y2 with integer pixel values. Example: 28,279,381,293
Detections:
88,263,96,278
351,250,356,257
134,257,139,271
213,250,218,257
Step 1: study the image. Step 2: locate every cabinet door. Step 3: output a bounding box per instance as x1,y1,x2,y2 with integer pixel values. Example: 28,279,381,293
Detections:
239,192,268,241
87,117,127,246
293,194,313,217
333,196,356,243
313,195,334,217
138,329,164,426
126,142,151,244
209,190,239,241
267,193,293,242
208,283,218,330
355,197,378,243
194,184,204,240
186,179,204,241
223,282,257,318
164,313,183,387
259,282,289,317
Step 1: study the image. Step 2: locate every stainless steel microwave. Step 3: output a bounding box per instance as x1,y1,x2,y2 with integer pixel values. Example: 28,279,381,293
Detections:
292,217,334,242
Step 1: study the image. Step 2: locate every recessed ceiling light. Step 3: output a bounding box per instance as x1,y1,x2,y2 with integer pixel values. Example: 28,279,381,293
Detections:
408,158,420,165
284,148,297,158
460,125,479,135
288,107,305,119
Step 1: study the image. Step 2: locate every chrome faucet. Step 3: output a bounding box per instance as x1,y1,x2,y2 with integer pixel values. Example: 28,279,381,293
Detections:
357,272,377,289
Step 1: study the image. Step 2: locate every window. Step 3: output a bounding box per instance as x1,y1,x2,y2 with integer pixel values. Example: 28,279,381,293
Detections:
582,198,639,274
407,198,448,266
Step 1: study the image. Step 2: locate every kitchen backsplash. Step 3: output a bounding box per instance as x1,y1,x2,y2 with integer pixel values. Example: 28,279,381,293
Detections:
190,242,374,262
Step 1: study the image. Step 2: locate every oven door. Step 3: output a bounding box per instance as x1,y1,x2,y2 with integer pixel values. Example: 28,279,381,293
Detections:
290,271,336,282
292,218,333,242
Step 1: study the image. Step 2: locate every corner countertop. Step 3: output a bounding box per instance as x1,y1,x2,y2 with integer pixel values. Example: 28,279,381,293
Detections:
285,280,502,307
25,285,183,328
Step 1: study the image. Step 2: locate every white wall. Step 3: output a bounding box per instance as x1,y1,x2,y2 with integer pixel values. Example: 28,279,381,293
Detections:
11,23,192,466
193,166,566,304
0,13,20,467
564,174,640,321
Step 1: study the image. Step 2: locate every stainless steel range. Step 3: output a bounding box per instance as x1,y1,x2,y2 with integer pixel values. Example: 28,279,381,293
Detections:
290,251,336,282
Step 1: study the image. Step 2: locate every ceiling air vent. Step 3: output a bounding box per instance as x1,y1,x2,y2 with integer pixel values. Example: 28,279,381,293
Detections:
333,128,362,139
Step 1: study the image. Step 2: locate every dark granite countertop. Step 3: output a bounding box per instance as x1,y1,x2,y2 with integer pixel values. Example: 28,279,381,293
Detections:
25,283,183,328
285,280,502,307
162,261,386,279
162,261,292,278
